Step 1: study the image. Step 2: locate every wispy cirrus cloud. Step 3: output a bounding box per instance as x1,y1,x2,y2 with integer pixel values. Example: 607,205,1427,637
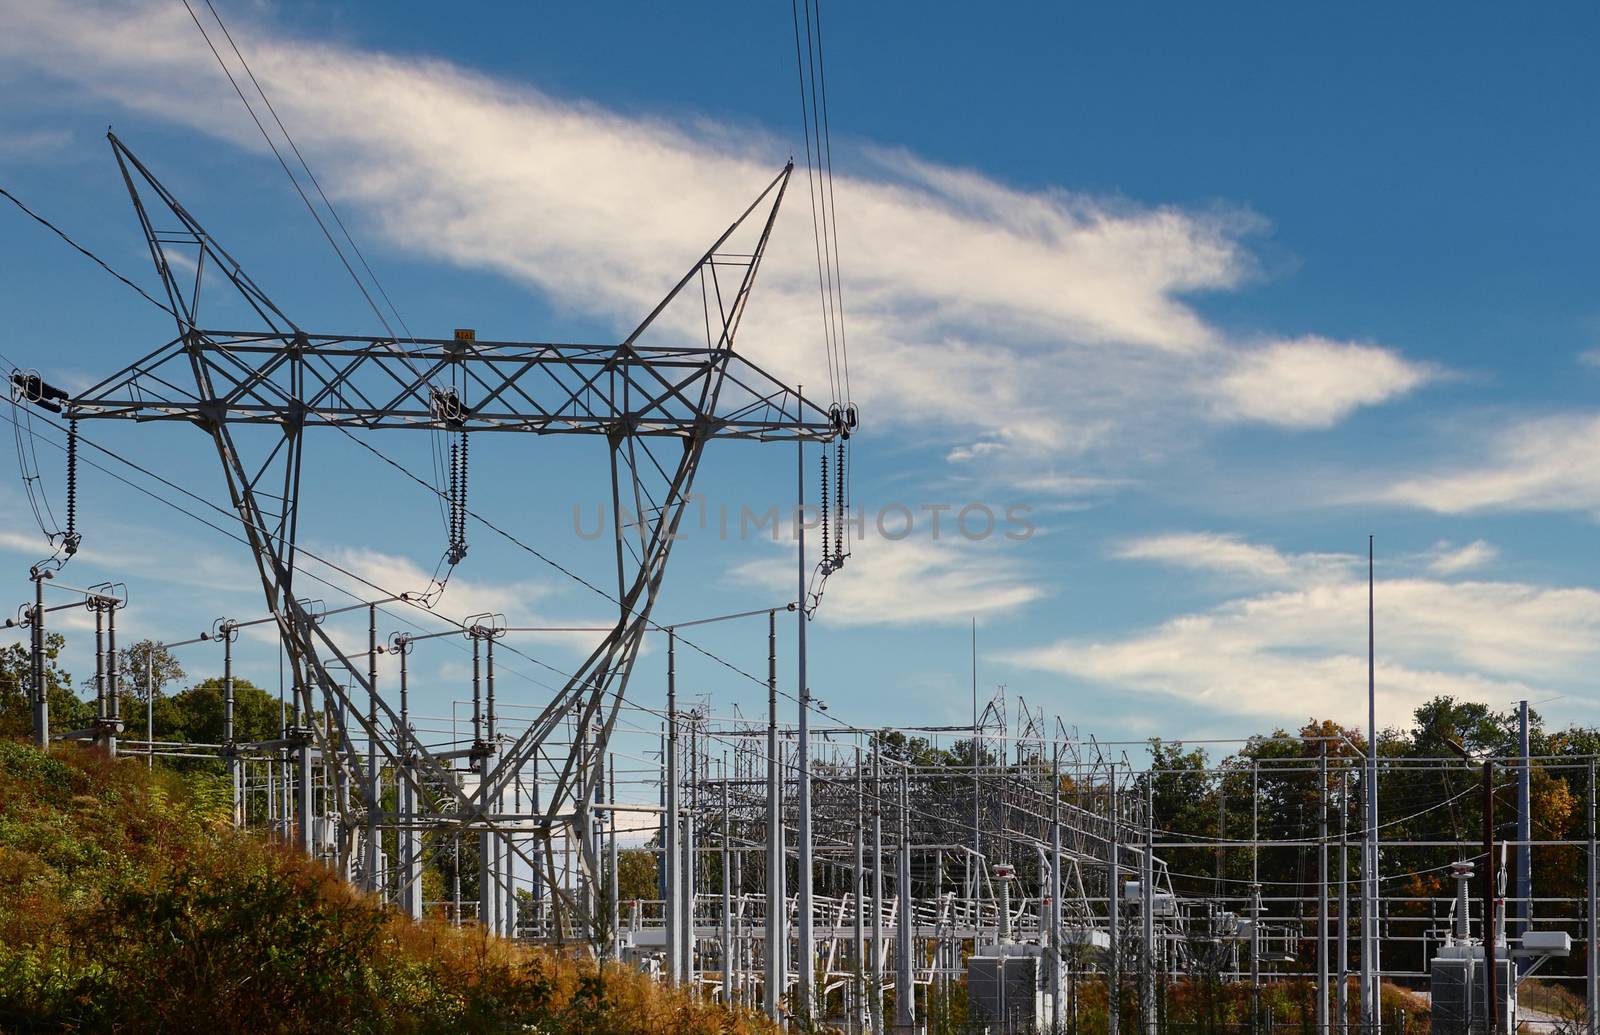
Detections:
1009,534,1594,725
0,0,1434,495
1378,413,1600,516
0,126,72,159
1111,531,1354,585
1425,539,1498,575
731,534,1044,627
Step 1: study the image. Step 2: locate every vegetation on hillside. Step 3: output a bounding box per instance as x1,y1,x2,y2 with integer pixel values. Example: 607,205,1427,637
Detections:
0,739,775,1034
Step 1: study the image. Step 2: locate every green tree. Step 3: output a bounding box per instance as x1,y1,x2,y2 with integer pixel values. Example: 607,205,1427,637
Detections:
615,847,659,906
117,639,186,702
1141,739,1219,897
0,633,88,739
154,677,283,744
944,736,998,770
873,729,950,767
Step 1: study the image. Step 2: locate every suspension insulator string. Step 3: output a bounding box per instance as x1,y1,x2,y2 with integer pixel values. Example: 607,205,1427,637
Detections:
456,429,469,561
819,448,830,568
64,418,79,555
834,438,846,567
448,436,460,562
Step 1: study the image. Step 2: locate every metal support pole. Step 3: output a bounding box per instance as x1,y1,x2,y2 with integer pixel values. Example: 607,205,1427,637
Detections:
666,630,681,984
590,724,603,937
733,843,745,1008
31,572,47,749
1051,743,1064,1030
608,761,620,953
487,636,501,936
872,738,885,1032
507,775,520,938
1320,744,1330,1035
1484,759,1498,1035
722,760,733,1004
1251,762,1260,1035
530,760,542,934
972,617,981,940
1143,774,1156,1035
331,700,349,877
146,651,154,769
797,439,814,1017
578,697,591,939
398,637,421,919
1586,761,1596,1035
1517,700,1532,952
933,848,946,1007
266,749,275,833
764,611,785,1018
1109,774,1121,1035
1362,537,1380,1035
684,719,697,990
105,600,119,759
93,600,106,748
854,743,867,1034
278,680,288,842
1338,768,1349,1035
365,605,379,894
223,623,239,827
296,706,313,854
475,633,494,935
453,835,462,927
894,770,914,1032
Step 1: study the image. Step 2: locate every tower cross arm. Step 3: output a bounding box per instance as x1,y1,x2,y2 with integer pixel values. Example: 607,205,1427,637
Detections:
63,332,841,442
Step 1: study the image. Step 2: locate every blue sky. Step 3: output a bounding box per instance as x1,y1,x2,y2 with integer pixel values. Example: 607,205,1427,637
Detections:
3,1,1600,756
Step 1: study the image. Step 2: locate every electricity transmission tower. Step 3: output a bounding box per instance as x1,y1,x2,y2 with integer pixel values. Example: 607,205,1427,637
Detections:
39,133,843,935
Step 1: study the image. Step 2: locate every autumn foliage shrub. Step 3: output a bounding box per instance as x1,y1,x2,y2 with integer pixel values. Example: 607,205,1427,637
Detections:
0,740,774,1034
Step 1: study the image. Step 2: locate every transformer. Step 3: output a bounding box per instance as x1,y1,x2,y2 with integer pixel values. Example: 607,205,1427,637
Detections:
1429,861,1515,1035
967,944,1051,1034
1429,946,1514,1035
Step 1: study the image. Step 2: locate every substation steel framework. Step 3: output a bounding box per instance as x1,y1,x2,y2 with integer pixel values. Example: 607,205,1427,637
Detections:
49,133,842,940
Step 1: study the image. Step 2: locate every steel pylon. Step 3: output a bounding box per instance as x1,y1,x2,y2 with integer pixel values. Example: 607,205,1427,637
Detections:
52,133,841,941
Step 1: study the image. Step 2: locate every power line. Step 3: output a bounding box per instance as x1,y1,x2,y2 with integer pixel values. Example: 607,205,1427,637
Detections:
177,0,453,549
790,0,841,410
0,185,174,316
811,0,850,407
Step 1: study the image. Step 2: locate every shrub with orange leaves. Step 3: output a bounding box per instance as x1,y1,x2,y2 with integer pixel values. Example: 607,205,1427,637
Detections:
0,740,775,1034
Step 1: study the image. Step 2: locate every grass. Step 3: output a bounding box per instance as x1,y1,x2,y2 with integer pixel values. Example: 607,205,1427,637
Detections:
0,739,776,1034
1519,979,1589,1025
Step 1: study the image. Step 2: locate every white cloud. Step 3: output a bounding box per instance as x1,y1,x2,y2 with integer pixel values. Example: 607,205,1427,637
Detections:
1426,539,1497,575
1381,413,1600,515
0,127,71,158
946,442,1005,464
1009,534,1598,725
730,535,1044,627
1209,337,1434,429
1113,532,1354,584
0,0,1432,495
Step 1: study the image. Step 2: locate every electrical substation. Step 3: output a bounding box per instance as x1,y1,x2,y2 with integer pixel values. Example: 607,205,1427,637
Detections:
3,7,1600,1035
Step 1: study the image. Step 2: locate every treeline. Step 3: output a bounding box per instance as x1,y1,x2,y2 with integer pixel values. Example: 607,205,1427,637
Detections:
0,633,286,746
1141,699,1600,986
